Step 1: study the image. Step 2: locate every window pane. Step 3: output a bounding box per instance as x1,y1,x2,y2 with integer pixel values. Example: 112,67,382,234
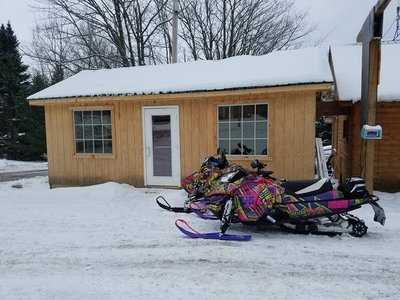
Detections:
84,140,94,153
152,115,171,148
243,105,255,121
256,104,268,121
256,122,268,138
75,125,83,139
230,122,241,139
230,106,241,122
243,123,254,139
256,139,268,155
242,140,254,155
103,125,112,139
218,123,229,139
218,139,229,155
230,140,242,155
84,125,93,139
94,140,103,153
218,107,229,122
74,111,83,125
83,111,92,125
76,141,84,153
104,140,112,153
93,125,103,139
93,111,102,124
152,115,172,176
102,111,111,124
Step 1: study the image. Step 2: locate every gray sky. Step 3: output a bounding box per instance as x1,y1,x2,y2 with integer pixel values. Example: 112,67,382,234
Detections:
0,0,399,65
295,0,399,46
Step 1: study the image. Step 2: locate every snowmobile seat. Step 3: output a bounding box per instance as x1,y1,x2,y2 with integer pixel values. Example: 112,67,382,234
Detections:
282,178,333,197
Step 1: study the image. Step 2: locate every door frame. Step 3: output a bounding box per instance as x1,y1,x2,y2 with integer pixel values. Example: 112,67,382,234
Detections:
142,105,181,187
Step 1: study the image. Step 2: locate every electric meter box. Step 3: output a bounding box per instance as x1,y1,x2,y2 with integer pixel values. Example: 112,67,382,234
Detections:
361,124,382,140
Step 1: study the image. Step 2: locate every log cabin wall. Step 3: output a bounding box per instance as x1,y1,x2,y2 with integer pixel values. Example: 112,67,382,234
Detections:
42,88,318,187
349,102,400,191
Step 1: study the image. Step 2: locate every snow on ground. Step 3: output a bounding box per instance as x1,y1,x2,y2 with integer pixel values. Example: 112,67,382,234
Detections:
0,177,399,299
0,159,48,173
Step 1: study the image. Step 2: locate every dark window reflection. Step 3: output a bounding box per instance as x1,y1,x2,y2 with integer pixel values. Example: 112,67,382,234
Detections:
218,123,229,139
243,105,255,121
256,104,268,121
102,111,111,124
256,122,268,138
218,106,229,122
230,122,241,139
84,140,94,153
104,140,112,153
74,111,83,124
230,140,242,155
243,123,254,139
256,139,268,155
83,111,92,125
230,106,241,121
242,140,254,155
152,115,172,177
93,111,102,124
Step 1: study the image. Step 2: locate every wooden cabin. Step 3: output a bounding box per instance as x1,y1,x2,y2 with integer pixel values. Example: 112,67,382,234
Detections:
328,43,400,191
29,48,333,188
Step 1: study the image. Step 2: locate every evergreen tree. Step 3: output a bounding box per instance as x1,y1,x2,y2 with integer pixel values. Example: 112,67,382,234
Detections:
15,72,49,160
0,22,30,159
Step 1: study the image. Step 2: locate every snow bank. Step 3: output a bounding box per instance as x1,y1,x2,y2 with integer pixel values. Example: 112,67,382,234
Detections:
331,43,400,102
28,47,333,100
0,177,399,299
0,159,48,172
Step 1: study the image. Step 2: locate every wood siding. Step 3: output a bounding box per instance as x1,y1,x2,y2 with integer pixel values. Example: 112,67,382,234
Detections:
43,90,317,187
333,102,400,191
332,115,352,182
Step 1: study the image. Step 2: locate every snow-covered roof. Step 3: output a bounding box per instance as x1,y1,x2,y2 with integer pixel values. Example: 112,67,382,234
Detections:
28,47,333,100
331,43,400,102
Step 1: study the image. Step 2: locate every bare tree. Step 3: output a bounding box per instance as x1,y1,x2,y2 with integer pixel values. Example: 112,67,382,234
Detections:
178,0,312,60
28,0,170,73
27,0,312,77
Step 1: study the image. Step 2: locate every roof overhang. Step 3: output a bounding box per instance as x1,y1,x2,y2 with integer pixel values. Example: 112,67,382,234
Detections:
29,83,333,106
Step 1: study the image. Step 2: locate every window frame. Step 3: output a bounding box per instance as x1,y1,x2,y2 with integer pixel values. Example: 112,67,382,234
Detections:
71,106,115,158
217,103,270,158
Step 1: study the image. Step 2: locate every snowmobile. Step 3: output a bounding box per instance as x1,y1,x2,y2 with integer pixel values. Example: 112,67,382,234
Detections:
156,153,386,241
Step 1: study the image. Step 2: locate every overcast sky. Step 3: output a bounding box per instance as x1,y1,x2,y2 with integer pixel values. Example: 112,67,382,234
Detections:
0,0,399,65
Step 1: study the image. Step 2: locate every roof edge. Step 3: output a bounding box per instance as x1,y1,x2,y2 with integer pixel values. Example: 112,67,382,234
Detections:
29,82,333,106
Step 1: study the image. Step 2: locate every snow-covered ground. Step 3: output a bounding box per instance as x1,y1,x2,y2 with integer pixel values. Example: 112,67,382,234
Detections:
0,177,399,300
0,159,47,173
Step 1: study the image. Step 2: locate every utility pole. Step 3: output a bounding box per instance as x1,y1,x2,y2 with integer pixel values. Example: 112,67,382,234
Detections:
357,0,392,192
394,4,400,41
171,0,179,63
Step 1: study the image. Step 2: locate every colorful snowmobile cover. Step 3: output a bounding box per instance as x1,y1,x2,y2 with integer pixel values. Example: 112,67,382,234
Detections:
162,155,385,241
182,163,284,224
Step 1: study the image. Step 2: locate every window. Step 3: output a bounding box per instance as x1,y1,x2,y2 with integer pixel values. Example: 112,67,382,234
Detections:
217,104,268,155
73,110,112,154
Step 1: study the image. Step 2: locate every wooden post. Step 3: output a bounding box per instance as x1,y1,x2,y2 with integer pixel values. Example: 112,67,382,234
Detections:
357,0,391,192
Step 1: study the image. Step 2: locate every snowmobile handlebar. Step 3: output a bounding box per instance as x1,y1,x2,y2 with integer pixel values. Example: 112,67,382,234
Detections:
251,159,275,180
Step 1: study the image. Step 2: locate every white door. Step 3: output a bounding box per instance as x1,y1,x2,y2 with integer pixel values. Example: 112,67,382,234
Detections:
143,106,181,186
